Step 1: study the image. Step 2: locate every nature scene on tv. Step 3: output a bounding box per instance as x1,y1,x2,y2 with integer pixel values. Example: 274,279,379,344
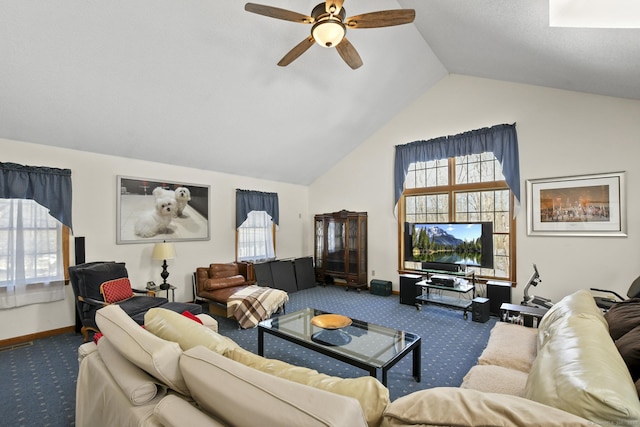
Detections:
409,223,483,266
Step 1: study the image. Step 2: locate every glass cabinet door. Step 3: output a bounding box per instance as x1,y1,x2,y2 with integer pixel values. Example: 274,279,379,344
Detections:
326,221,345,272
314,219,324,269
348,218,358,274
359,218,367,276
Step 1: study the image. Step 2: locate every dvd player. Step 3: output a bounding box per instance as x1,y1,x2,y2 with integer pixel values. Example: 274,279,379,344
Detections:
430,274,455,287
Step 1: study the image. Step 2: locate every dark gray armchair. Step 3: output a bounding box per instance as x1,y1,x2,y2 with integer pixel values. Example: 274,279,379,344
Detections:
69,261,202,342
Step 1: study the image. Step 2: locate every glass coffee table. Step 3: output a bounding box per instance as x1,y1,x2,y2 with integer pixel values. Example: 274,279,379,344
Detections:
258,308,421,386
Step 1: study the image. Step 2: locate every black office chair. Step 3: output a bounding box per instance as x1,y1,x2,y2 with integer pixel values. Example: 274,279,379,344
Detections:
591,275,640,311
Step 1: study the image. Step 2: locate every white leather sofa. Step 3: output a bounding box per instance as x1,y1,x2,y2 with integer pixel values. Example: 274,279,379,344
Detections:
381,290,640,426
76,290,639,427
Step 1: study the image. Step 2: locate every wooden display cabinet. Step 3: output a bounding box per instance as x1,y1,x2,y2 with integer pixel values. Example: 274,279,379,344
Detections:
314,210,367,290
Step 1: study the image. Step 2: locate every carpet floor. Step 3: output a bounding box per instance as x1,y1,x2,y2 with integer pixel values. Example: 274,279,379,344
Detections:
0,283,496,426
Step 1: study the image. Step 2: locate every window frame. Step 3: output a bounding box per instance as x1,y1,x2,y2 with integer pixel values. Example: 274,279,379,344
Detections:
398,157,517,282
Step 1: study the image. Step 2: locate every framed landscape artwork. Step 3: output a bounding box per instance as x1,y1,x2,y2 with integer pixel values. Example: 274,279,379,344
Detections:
116,176,210,244
526,171,626,237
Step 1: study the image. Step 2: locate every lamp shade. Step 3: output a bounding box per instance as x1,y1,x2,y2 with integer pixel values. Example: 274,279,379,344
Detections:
152,242,176,260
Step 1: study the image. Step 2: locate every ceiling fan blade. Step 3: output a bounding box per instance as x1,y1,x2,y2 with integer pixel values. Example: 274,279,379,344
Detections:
278,36,315,66
245,3,313,24
345,9,416,29
335,37,363,70
325,0,344,15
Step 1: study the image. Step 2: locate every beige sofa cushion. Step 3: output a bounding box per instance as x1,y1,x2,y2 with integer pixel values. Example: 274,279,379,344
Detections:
144,307,238,355
477,322,537,372
94,304,188,395
381,387,594,427
525,294,640,425
195,313,218,332
97,337,168,405
181,346,368,427
461,364,528,397
76,348,165,427
228,346,389,427
154,395,227,427
77,341,98,363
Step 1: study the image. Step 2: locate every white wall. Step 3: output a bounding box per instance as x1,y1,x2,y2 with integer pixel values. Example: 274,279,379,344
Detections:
4,74,640,340
0,138,310,340
309,74,640,306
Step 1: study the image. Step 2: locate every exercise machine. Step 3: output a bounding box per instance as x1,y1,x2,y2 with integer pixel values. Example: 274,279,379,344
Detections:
521,264,554,309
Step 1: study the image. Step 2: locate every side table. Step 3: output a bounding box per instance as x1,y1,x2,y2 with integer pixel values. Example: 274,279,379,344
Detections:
160,284,176,302
500,303,548,328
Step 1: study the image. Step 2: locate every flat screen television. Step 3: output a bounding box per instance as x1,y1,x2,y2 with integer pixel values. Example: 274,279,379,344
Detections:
404,222,494,269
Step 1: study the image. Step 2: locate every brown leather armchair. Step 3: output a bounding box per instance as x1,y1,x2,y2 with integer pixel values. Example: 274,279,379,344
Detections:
195,262,255,317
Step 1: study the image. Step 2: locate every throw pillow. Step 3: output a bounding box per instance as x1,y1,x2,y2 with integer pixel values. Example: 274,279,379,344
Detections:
181,310,203,324
383,387,595,427
100,278,134,303
616,324,640,382
144,308,239,355
605,298,640,340
76,262,128,302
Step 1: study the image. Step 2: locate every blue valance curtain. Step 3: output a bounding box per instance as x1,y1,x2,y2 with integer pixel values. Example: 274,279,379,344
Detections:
394,123,520,214
0,162,73,230
235,189,279,228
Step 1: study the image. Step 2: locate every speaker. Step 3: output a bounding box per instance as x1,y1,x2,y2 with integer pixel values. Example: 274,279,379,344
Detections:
254,262,274,288
269,260,298,293
472,297,490,323
399,273,422,305
293,257,316,290
74,236,85,265
487,281,512,316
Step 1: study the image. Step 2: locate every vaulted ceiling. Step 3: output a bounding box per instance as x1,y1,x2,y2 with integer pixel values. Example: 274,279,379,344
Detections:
2,1,638,185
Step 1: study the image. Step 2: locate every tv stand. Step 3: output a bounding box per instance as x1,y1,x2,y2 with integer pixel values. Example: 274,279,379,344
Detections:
415,270,476,319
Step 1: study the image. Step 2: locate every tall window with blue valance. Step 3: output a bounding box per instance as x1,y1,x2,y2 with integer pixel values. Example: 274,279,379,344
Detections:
394,124,520,280
236,189,279,262
394,123,521,216
0,162,73,308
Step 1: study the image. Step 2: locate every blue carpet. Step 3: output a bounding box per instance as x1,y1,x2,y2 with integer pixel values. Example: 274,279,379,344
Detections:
0,333,78,427
0,284,496,426
213,284,496,401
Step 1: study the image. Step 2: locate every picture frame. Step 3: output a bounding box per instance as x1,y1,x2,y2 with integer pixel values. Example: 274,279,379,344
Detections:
526,171,626,237
116,176,210,244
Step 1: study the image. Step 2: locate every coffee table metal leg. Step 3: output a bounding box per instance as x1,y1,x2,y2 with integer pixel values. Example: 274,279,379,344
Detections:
258,328,264,356
413,339,421,382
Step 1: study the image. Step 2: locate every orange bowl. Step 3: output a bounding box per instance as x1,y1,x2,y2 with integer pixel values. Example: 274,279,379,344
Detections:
311,314,352,329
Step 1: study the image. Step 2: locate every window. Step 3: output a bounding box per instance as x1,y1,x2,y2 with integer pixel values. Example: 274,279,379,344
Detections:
400,152,515,280
237,210,276,262
0,199,69,309
235,189,279,263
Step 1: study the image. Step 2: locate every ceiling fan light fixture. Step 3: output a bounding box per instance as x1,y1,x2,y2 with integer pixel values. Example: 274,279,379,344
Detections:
312,20,346,47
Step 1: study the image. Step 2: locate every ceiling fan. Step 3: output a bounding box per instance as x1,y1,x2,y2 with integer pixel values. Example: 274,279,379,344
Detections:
244,1,416,69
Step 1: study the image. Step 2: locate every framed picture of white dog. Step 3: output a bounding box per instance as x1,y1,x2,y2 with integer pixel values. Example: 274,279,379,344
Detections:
117,176,210,244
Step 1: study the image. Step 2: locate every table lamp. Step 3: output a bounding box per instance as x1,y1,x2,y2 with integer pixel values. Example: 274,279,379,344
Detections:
152,241,176,290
